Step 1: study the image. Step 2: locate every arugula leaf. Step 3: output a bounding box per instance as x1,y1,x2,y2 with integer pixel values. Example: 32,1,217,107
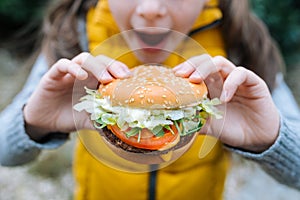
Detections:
137,129,142,143
93,121,106,129
174,120,181,135
164,125,175,135
94,118,107,129
185,122,203,135
152,126,165,137
125,127,141,138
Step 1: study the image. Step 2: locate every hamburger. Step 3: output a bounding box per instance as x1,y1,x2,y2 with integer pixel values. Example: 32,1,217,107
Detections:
74,65,221,164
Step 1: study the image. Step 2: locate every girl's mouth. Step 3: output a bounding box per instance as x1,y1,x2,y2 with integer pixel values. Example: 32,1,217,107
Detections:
134,30,171,48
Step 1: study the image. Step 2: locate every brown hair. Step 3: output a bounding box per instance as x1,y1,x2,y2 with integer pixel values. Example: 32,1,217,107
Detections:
42,0,97,65
219,0,284,91
42,0,283,91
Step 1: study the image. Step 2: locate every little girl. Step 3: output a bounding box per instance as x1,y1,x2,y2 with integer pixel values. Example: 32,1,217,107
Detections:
1,0,300,199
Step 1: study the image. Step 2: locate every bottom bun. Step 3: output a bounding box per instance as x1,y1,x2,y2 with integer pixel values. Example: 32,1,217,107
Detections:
99,127,197,165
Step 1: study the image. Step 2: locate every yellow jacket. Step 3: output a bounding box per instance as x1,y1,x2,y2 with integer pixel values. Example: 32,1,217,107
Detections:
74,1,229,199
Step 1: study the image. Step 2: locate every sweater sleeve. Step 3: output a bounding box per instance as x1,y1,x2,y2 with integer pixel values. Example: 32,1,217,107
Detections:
231,74,300,189
0,55,69,166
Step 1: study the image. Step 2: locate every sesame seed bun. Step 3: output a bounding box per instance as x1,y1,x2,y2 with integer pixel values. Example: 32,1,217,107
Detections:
98,65,208,109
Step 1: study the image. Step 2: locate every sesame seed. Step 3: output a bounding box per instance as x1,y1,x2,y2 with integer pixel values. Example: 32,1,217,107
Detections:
129,98,135,103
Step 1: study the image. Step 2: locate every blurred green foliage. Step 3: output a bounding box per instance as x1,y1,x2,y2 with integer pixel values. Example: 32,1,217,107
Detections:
0,0,47,23
0,0,50,56
250,0,300,67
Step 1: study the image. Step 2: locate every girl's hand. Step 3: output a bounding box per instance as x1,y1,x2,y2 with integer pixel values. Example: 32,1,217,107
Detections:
173,55,280,152
23,53,131,141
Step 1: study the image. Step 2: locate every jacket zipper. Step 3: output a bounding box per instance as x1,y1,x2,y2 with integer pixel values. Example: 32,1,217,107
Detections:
148,165,159,200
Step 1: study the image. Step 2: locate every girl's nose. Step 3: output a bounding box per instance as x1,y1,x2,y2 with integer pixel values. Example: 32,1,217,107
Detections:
136,0,167,20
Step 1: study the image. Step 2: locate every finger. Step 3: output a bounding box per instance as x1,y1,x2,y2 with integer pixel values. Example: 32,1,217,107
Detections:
173,54,210,79
220,67,264,102
99,70,114,84
97,56,131,83
107,60,132,79
211,56,236,78
175,55,237,84
72,52,91,65
49,58,88,80
81,54,130,83
75,53,107,81
173,62,195,78
95,55,131,78
190,56,237,83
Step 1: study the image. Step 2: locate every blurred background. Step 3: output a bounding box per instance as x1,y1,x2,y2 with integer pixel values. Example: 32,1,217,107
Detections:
0,0,299,199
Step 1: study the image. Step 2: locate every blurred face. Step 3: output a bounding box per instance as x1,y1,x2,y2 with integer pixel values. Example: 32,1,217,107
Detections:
108,0,209,63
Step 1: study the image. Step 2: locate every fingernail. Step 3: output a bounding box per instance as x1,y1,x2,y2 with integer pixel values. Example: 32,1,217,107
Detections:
124,69,133,77
173,64,182,71
126,69,133,76
122,64,132,77
78,70,88,79
116,69,131,79
175,70,185,76
220,90,228,102
189,70,203,82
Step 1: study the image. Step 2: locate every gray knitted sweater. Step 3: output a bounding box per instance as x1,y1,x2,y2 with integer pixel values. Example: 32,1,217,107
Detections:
0,55,300,189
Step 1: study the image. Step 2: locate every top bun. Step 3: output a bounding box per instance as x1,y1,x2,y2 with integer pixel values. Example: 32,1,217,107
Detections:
98,65,207,109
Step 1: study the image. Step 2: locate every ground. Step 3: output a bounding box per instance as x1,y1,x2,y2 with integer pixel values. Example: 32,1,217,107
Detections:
0,48,300,199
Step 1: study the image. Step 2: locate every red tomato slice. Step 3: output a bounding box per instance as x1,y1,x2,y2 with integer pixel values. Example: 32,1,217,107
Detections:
107,125,179,150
